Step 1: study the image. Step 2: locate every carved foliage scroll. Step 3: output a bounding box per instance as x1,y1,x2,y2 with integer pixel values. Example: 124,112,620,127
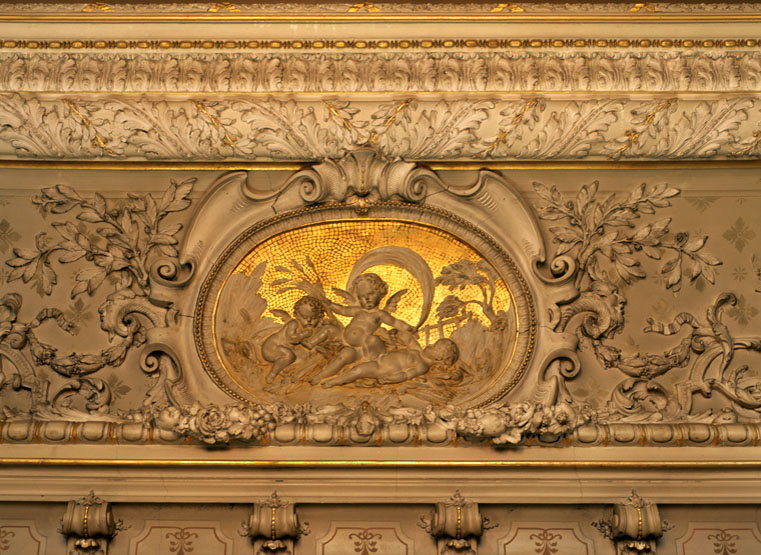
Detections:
0,95,759,161
1,153,761,447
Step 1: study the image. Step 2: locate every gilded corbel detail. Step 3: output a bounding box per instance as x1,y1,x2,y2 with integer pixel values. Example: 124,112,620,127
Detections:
593,490,670,554
60,490,123,555
242,492,308,555
419,491,496,555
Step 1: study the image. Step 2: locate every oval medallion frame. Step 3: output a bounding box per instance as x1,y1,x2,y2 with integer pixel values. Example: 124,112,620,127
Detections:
195,202,536,410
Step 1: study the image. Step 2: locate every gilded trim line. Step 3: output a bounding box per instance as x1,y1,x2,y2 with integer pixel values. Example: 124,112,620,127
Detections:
0,37,760,51
2,160,761,171
1,458,760,469
1,14,761,23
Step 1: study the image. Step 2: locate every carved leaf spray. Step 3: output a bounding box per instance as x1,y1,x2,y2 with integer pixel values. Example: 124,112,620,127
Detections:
538,181,761,424
2,164,760,446
1,180,192,420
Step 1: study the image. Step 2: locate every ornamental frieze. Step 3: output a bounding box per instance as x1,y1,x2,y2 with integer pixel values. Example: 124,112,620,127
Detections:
1,152,760,447
0,95,759,161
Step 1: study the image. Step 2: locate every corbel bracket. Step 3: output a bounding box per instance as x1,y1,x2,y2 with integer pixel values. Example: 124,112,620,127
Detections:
419,490,496,555
593,490,670,555
60,490,120,555
243,492,308,555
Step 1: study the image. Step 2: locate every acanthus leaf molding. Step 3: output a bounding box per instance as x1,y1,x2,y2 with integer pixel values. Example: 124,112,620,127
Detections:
0,94,759,161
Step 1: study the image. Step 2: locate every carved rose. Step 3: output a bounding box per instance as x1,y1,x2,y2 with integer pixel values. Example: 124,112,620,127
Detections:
192,404,231,444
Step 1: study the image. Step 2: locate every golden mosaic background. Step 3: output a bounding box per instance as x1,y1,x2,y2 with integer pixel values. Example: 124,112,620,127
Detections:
229,220,515,346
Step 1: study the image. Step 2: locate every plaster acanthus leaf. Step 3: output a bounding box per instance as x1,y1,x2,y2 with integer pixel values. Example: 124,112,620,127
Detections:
0,94,126,158
234,97,358,160
475,99,543,159
2,52,761,94
370,99,494,159
730,127,761,157
606,98,754,159
106,98,253,159
520,100,624,159
0,94,760,161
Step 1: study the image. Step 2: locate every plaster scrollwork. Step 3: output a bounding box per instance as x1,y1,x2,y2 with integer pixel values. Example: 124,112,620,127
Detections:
245,149,442,208
2,152,761,447
0,94,759,162
537,181,761,426
0,179,193,423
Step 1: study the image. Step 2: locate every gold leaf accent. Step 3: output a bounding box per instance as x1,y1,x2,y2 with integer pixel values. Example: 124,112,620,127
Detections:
608,99,675,159
208,2,241,12
729,130,761,158
64,100,118,156
193,101,238,148
322,100,354,132
81,2,112,12
629,3,656,13
347,3,381,13
490,4,525,13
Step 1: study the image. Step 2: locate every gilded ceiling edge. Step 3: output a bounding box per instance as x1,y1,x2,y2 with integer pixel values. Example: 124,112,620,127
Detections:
2,1,761,15
1,458,760,469
3,160,761,171
1,37,759,51
3,14,761,23
8,92,757,96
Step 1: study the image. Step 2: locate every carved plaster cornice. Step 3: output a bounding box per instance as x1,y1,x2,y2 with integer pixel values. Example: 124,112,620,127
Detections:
2,2,761,18
1,49,760,93
1,4,759,162
0,94,759,161
1,38,759,52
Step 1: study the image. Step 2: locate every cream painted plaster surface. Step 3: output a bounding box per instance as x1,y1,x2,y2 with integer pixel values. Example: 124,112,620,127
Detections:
1,4,760,554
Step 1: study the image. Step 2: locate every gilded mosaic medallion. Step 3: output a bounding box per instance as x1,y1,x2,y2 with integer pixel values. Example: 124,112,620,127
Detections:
198,214,534,409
